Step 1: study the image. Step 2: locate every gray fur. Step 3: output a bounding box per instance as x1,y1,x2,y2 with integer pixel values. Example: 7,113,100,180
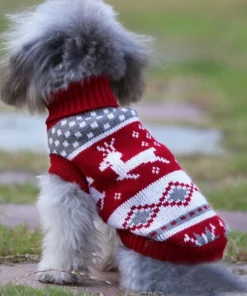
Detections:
0,0,150,113
117,246,247,296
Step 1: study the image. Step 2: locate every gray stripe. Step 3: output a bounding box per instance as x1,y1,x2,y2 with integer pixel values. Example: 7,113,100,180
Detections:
47,107,137,158
149,205,212,240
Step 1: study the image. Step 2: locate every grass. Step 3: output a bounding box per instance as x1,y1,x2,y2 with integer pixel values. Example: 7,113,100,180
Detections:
0,184,38,204
0,223,246,264
0,285,93,296
0,225,41,259
225,232,247,263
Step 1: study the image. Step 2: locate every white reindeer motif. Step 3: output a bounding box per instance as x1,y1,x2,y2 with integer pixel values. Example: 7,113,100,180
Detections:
97,138,170,181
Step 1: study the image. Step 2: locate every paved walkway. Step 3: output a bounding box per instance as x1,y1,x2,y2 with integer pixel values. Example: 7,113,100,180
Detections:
0,263,247,295
1,204,247,233
0,263,120,296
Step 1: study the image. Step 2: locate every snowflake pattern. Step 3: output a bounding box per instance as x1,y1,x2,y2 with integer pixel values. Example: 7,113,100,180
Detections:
142,142,149,147
48,107,138,158
132,131,140,138
139,124,145,130
152,167,160,175
114,193,122,200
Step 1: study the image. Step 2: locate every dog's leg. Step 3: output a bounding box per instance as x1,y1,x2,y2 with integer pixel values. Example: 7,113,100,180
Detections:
36,174,98,284
117,246,247,296
93,218,120,272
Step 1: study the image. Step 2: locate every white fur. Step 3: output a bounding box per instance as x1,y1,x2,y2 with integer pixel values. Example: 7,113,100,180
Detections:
36,174,101,283
93,219,121,272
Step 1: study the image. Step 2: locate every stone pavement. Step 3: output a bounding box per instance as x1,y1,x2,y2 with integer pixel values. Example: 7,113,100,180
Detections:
0,263,120,296
1,204,247,233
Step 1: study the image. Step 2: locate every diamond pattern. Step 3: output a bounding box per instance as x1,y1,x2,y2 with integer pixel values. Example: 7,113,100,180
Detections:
123,182,199,231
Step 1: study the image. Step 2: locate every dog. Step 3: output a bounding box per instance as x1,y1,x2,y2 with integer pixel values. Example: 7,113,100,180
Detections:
1,0,247,295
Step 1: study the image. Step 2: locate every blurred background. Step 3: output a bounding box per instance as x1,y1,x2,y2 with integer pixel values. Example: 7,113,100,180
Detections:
0,0,247,276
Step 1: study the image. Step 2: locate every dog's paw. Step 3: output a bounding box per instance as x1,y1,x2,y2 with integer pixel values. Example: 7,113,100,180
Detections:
36,269,78,285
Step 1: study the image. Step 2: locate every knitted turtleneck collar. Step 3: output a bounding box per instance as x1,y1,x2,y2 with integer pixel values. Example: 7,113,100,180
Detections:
46,76,119,129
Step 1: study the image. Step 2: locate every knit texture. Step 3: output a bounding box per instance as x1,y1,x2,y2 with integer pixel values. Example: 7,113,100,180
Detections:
46,77,228,264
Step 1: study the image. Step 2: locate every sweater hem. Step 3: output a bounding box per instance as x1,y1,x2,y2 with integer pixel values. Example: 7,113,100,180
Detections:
118,230,227,264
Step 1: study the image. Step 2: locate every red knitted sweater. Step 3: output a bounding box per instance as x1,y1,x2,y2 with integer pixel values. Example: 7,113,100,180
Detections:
46,76,228,264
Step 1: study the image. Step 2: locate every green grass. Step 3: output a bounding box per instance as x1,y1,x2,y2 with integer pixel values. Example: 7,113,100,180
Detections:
0,285,92,296
0,225,41,260
207,181,247,211
0,184,38,204
0,223,246,264
225,232,247,263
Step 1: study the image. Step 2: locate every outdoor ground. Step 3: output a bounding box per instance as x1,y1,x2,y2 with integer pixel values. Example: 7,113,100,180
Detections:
0,0,247,295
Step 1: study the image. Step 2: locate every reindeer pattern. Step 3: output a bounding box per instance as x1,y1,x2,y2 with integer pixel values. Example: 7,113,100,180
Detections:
97,138,170,181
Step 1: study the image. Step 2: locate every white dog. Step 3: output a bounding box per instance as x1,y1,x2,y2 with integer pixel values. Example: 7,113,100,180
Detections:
1,1,247,295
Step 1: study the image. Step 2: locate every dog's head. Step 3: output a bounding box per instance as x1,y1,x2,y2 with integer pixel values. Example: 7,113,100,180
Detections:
0,0,151,113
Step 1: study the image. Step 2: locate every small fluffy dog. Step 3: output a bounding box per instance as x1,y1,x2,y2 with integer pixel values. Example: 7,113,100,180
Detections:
1,0,247,295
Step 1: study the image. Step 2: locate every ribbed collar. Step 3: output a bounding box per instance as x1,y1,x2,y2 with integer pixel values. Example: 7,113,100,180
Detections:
46,76,119,129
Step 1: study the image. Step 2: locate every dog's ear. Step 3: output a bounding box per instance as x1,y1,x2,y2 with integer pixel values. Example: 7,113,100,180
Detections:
0,51,30,109
110,34,151,105
0,33,66,112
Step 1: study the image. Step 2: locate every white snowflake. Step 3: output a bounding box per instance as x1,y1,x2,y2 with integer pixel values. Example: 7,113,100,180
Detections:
65,131,71,138
56,129,62,136
61,120,67,126
55,140,60,147
104,123,110,130
104,109,110,114
146,132,152,139
79,122,86,128
76,116,82,120
154,142,161,147
132,131,139,139
90,112,97,117
73,141,79,148
91,122,99,129
119,114,125,121
108,113,115,120
61,151,67,157
139,124,145,130
69,121,76,127
49,138,53,144
63,141,69,148
87,132,94,139
141,142,149,147
52,127,56,134
152,167,160,175
75,132,82,138
114,193,122,200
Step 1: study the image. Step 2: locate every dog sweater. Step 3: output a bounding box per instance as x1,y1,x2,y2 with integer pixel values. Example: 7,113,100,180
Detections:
46,76,228,264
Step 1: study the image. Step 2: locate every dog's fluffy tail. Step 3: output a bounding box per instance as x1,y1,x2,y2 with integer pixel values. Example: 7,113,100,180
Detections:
0,0,151,113
117,246,247,296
